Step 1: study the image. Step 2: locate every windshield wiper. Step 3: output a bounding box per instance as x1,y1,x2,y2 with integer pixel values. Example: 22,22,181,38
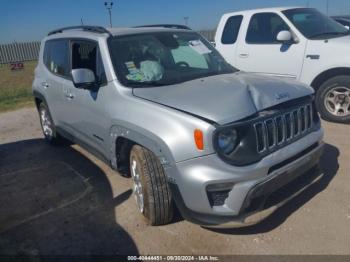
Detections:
310,31,349,39
126,81,170,88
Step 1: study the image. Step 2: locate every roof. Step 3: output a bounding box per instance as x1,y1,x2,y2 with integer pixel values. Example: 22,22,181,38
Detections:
221,6,304,16
44,25,192,42
107,27,191,36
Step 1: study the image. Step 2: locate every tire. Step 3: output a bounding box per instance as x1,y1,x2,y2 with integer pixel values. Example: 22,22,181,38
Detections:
129,145,173,225
38,102,65,145
316,75,350,123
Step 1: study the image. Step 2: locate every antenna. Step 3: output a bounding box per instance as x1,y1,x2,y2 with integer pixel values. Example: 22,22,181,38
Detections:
104,1,114,27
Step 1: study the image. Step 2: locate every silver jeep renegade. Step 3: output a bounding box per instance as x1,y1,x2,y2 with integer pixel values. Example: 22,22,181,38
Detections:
33,25,324,228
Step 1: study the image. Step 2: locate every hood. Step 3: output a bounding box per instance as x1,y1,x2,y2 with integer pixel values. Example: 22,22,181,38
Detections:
325,35,350,45
132,72,314,124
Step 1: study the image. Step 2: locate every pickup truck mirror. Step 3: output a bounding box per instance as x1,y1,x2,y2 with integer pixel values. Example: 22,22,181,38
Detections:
71,68,96,89
276,30,293,43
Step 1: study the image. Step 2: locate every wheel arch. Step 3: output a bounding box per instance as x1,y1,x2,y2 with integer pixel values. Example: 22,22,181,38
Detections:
311,67,350,90
32,90,47,110
110,124,175,178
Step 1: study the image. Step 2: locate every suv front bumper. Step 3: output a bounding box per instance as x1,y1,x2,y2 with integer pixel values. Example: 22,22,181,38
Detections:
167,128,324,228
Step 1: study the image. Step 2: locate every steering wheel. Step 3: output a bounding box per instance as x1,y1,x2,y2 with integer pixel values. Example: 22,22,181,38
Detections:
176,61,190,68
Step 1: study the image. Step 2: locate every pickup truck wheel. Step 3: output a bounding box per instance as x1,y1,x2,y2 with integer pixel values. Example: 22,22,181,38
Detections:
316,75,350,123
129,145,173,225
38,102,64,145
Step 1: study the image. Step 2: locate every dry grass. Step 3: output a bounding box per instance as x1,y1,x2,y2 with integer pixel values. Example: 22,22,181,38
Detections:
0,61,36,112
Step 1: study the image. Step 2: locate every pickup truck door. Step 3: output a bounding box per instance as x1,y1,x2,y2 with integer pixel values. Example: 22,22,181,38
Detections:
236,12,306,80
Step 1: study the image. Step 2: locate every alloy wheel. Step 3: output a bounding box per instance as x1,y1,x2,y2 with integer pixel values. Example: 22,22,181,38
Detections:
40,107,53,138
324,86,350,117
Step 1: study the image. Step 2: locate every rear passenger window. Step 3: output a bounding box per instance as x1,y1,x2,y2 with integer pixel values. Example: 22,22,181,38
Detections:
246,13,290,44
71,41,107,85
221,15,243,44
44,40,70,77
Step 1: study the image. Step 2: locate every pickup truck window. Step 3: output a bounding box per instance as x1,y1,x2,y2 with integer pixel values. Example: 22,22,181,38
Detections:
221,15,243,44
246,12,289,44
109,32,236,87
283,8,348,39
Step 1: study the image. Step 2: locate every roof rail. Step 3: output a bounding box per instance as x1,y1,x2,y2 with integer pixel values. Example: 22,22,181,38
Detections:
48,25,111,36
134,24,191,30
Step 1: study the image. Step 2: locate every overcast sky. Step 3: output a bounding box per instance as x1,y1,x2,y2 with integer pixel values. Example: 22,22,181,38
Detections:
1,0,350,43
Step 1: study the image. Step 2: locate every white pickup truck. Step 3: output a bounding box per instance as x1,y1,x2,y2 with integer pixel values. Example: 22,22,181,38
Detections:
215,7,350,123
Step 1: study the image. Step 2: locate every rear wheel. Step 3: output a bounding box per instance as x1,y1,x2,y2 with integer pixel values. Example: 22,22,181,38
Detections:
38,102,64,145
316,75,350,123
129,145,173,225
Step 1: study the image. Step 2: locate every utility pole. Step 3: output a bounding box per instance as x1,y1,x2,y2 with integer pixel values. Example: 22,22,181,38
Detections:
326,0,329,15
81,18,84,26
104,1,114,27
184,16,189,26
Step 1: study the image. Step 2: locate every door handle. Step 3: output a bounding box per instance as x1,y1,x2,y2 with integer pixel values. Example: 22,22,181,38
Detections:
42,82,50,88
239,53,249,58
65,93,74,99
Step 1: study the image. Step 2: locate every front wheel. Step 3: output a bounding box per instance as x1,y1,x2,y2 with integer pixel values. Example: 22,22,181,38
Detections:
316,75,350,123
129,145,173,225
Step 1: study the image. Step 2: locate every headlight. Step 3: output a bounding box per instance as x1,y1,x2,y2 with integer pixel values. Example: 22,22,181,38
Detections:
217,129,238,155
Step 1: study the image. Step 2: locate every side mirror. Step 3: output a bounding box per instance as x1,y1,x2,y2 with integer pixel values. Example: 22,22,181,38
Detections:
71,68,96,89
345,25,350,30
277,30,293,43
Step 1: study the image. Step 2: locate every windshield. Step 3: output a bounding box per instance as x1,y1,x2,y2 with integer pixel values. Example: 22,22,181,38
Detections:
283,8,349,39
108,31,236,87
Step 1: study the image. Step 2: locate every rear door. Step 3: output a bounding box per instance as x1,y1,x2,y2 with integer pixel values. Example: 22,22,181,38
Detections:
42,39,71,129
236,12,306,79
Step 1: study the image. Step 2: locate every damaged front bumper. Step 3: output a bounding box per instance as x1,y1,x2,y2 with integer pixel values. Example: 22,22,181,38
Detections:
169,134,324,228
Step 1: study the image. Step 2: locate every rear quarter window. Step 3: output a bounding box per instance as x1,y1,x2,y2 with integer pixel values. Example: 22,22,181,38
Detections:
221,15,243,44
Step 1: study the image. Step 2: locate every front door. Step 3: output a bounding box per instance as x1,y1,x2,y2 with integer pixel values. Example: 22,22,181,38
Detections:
64,39,110,158
236,12,306,80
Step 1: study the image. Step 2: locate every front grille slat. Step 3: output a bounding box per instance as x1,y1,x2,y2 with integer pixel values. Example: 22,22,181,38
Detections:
292,110,299,136
275,116,285,145
285,113,292,140
254,103,314,154
265,119,276,148
254,122,266,153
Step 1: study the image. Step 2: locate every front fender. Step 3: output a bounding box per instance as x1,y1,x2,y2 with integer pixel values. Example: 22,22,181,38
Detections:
109,122,178,181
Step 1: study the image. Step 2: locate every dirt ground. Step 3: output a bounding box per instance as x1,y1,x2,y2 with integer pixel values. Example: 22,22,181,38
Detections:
0,107,349,255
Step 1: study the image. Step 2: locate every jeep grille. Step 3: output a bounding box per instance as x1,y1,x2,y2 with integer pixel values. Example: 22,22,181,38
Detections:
254,103,314,154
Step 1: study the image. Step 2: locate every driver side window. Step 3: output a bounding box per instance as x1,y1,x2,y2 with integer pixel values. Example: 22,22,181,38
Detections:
246,13,290,44
71,40,107,85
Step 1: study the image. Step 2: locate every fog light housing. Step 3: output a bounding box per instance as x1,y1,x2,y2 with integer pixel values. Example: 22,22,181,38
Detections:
206,183,234,206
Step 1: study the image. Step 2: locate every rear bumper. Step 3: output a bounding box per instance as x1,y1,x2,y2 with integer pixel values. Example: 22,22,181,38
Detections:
169,134,324,228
